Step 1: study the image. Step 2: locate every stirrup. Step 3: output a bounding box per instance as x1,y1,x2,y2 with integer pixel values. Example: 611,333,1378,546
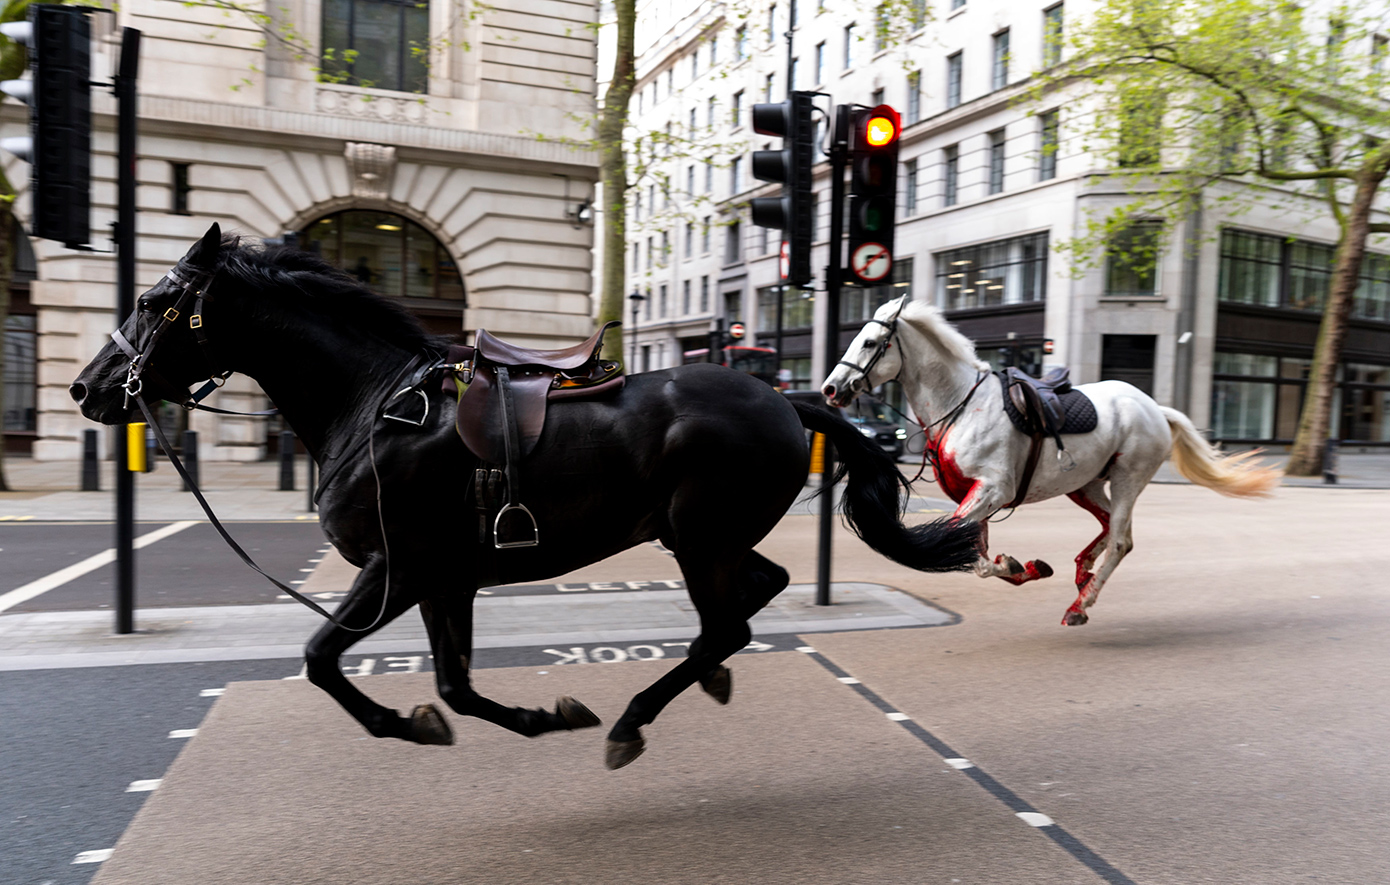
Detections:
1057,449,1077,472
494,503,539,549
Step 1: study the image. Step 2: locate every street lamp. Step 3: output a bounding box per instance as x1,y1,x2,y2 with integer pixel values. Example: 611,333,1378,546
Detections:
627,288,645,371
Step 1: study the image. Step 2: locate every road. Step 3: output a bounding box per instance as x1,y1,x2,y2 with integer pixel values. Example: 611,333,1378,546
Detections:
2,483,1389,883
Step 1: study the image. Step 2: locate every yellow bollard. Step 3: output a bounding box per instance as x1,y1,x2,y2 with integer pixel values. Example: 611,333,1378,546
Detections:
809,432,825,475
126,423,147,472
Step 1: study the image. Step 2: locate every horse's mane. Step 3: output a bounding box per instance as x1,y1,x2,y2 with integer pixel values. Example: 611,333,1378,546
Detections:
899,299,991,371
218,236,448,353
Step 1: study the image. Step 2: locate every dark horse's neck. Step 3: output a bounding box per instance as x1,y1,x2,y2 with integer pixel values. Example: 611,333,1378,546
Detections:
214,261,437,467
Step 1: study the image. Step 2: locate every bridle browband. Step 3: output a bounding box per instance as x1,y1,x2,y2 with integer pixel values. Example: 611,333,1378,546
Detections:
835,294,910,397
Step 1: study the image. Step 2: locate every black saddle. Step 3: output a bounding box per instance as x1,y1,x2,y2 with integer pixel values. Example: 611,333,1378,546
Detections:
996,367,1098,509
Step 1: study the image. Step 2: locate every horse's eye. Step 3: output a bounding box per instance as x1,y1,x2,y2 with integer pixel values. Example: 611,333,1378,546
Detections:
139,300,150,312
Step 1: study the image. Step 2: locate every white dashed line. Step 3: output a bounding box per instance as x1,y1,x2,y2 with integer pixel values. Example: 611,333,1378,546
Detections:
73,849,114,864
886,712,911,721
837,676,861,684
796,646,817,653
199,688,225,697
168,729,198,739
125,779,162,792
298,568,315,573
944,758,975,770
1017,812,1056,827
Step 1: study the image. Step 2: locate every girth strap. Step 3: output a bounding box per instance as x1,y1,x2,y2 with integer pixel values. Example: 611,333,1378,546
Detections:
492,366,539,548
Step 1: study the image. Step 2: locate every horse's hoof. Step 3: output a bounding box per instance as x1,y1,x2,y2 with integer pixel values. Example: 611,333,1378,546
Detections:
556,696,601,730
605,736,646,770
410,704,454,745
995,554,1025,575
700,665,732,705
1032,560,1054,579
1062,610,1089,627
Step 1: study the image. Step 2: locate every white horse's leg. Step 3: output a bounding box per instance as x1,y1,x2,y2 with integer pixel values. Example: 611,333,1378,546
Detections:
1061,469,1148,626
1065,479,1111,591
956,487,1054,584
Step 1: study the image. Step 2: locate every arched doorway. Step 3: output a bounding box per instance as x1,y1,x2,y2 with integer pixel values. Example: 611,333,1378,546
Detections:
299,209,465,339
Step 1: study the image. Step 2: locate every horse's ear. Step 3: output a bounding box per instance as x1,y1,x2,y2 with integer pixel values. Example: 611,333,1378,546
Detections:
186,223,223,268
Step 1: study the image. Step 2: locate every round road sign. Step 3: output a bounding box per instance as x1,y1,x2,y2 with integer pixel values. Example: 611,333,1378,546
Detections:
729,322,746,339
779,241,790,280
851,242,892,282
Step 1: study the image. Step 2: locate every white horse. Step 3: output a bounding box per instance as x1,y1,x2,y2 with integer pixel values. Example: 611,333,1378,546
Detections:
821,296,1280,625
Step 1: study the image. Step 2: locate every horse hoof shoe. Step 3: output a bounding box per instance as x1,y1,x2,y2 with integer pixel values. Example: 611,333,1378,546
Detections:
1062,610,1089,627
701,665,732,705
410,704,454,745
556,696,601,730
605,737,646,770
1033,560,1054,579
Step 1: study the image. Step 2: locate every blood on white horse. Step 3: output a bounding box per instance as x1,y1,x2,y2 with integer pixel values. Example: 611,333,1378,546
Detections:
821,296,1280,626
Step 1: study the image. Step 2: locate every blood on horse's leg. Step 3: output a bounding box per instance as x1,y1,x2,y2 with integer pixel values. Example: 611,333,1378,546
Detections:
1066,481,1112,591
957,489,1052,584
421,596,599,738
1063,478,1139,626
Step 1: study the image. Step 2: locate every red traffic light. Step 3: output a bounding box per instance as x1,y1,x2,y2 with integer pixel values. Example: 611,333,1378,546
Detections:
865,114,897,147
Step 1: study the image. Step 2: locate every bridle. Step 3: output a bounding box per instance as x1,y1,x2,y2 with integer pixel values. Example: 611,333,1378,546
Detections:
835,294,909,397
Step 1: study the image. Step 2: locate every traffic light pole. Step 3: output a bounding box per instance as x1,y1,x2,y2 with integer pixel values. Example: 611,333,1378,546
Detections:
114,28,141,634
815,104,850,607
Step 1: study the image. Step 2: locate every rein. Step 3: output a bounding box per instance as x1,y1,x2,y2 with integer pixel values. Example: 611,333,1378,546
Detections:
112,256,437,632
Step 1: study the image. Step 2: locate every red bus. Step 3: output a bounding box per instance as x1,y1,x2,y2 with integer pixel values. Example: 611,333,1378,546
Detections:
682,345,781,388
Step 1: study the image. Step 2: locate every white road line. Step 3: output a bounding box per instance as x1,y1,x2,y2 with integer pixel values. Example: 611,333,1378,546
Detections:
199,688,225,697
886,712,911,721
944,757,976,770
837,676,861,684
73,849,114,864
168,728,198,739
796,646,817,653
0,521,199,614
1017,812,1056,827
125,779,162,792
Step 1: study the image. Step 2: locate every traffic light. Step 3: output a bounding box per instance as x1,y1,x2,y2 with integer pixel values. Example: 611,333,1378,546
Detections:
1,5,93,248
750,91,816,287
847,104,901,284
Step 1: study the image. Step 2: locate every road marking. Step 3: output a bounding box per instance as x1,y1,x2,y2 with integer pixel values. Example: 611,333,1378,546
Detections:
0,521,199,614
803,646,1137,885
168,729,198,739
0,514,34,521
199,688,225,697
73,849,114,864
126,779,162,792
796,646,817,653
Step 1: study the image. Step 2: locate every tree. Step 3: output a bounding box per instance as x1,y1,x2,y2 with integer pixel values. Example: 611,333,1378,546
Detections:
1029,0,1390,475
595,0,636,362
0,0,30,491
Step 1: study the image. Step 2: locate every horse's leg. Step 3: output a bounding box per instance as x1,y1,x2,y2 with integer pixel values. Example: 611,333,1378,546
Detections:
303,558,449,744
1061,470,1146,626
606,556,751,770
955,487,1053,585
1066,479,1112,592
690,551,790,704
419,595,601,737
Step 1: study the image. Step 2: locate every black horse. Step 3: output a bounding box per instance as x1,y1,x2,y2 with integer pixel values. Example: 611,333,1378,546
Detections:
71,225,980,769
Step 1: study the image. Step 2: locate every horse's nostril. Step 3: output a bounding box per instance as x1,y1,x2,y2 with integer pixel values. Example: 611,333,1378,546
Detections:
69,382,87,404
822,384,836,398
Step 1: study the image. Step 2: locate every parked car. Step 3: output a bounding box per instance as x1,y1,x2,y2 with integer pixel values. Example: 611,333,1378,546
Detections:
844,399,907,459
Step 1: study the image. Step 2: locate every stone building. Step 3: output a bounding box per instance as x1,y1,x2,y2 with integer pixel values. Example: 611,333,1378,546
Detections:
2,0,599,460
625,0,1390,449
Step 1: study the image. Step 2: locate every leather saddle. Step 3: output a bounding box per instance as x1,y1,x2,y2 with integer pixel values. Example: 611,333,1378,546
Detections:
445,321,623,549
996,366,1098,509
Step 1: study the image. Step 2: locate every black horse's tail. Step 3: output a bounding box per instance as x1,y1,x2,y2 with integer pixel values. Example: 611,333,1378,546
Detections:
790,397,981,573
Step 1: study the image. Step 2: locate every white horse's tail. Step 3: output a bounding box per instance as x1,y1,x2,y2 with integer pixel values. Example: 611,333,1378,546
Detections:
1159,407,1281,497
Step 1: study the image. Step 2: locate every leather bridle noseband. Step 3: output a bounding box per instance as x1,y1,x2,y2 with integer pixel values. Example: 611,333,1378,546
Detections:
835,294,909,397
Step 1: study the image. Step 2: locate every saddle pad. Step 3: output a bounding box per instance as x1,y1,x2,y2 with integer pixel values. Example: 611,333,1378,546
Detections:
998,374,1098,436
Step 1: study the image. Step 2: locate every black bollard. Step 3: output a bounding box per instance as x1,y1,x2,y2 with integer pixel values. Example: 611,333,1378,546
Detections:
181,430,199,491
279,430,296,491
81,429,100,491
1322,438,1339,485
305,454,316,513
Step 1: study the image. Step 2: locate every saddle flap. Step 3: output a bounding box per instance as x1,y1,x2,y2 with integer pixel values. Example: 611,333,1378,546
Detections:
456,368,551,462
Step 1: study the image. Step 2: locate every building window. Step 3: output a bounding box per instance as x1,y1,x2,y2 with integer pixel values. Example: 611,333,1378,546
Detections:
321,0,429,93
301,210,465,301
171,163,191,215
1118,88,1163,167
702,216,711,253
790,56,799,88
904,158,918,216
700,275,710,311
691,47,699,79
684,222,694,258
4,314,36,433
951,0,965,9
988,129,1005,194
844,23,855,69
907,71,921,124
661,230,670,266
871,87,884,106
759,225,770,255
768,3,776,38
1039,110,1059,181
946,52,963,108
683,279,692,314
705,159,714,192
731,155,744,193
1374,34,1388,75
873,5,888,54
757,284,815,330
1104,221,1163,298
991,29,1010,90
1043,3,1064,67
725,220,742,263
943,144,959,206
646,236,654,269
843,258,913,322
736,26,748,59
764,73,775,103
732,90,743,128
707,96,716,130
1217,229,1351,313
710,32,718,65
1356,253,1390,322
815,41,825,84
936,232,1048,310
